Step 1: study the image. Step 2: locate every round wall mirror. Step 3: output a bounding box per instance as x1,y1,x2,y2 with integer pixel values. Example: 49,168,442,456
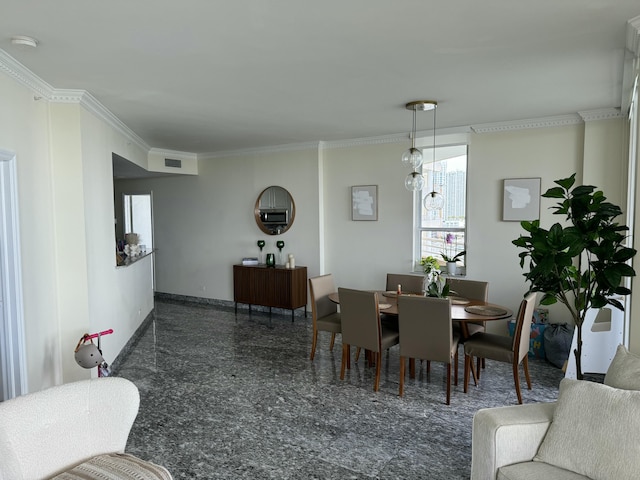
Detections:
254,186,295,235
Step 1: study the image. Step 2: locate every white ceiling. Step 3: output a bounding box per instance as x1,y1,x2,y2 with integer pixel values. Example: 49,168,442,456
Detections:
1,0,639,155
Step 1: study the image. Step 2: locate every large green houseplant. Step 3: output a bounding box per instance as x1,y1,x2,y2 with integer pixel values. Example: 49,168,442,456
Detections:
512,174,636,379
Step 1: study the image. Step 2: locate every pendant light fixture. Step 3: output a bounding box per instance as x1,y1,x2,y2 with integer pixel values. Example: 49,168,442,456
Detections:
402,101,437,195
422,101,444,210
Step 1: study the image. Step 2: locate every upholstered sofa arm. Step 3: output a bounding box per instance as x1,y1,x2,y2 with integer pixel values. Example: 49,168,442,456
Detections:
0,378,139,479
471,401,556,480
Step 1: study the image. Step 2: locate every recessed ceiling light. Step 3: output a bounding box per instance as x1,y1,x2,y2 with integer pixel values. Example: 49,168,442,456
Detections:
11,36,38,48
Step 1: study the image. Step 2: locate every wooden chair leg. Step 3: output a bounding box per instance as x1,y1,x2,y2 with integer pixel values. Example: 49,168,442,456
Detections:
464,354,470,393
426,360,431,374
340,344,348,380
446,363,451,405
399,356,405,396
310,330,318,360
374,352,381,391
409,358,416,378
329,333,336,351
523,356,532,390
470,357,478,385
513,361,523,404
476,357,482,380
454,350,459,386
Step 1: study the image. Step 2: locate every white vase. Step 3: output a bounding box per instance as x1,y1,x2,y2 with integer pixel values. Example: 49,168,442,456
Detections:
446,261,457,275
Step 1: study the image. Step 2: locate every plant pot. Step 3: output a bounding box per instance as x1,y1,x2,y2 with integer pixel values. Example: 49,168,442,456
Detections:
446,262,457,275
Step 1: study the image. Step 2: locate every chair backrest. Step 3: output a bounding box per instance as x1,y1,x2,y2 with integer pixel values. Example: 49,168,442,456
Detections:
445,278,488,301
309,274,338,322
338,287,381,352
512,292,538,361
0,377,139,479
398,295,453,363
386,273,424,294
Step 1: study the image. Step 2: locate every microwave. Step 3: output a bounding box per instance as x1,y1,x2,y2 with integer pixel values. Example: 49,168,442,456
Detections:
259,209,288,225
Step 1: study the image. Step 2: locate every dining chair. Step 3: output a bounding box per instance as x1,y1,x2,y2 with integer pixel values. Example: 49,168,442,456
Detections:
446,277,489,337
386,273,424,294
338,287,399,391
397,295,460,404
447,277,489,377
308,274,342,361
463,292,537,404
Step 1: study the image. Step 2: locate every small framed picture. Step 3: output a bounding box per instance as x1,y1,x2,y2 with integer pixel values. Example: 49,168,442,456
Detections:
503,178,541,221
351,185,378,221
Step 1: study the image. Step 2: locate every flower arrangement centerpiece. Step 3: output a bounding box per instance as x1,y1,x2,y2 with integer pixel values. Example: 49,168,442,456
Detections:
420,256,450,298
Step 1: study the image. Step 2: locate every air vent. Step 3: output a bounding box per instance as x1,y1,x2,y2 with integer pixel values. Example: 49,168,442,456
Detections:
165,158,182,168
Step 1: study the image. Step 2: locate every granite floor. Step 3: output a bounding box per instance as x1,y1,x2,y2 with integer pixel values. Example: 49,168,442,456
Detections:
113,298,565,480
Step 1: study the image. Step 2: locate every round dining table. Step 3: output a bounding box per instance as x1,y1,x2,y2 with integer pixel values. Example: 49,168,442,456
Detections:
328,290,513,339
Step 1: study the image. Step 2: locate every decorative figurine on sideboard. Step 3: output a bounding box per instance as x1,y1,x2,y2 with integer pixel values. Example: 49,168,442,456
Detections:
276,240,285,265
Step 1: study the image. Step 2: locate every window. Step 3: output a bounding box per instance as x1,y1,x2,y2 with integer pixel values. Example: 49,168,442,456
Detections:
415,144,467,272
123,193,154,250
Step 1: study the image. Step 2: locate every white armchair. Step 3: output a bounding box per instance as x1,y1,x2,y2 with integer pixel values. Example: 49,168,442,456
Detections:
0,377,172,480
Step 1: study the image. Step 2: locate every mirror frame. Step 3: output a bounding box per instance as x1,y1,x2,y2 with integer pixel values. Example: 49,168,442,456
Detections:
254,186,296,235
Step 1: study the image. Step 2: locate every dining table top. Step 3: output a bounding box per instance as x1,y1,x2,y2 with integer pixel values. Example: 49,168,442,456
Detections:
328,290,513,322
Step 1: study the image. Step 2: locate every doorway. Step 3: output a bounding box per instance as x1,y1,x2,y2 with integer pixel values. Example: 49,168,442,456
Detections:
0,149,27,400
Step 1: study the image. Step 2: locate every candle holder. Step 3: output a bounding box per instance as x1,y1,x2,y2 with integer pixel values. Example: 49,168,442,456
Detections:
257,240,265,264
276,240,285,265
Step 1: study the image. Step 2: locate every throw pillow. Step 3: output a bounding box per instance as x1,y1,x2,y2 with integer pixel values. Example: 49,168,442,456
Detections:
534,378,640,480
604,344,640,390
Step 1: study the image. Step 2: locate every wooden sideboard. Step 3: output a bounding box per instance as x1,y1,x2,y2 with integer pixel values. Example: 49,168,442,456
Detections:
233,264,307,320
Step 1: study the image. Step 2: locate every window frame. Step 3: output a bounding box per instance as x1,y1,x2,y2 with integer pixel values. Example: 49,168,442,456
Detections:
413,143,468,275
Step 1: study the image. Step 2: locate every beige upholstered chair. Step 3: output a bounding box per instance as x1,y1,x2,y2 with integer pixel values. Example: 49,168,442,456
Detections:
338,287,399,391
386,273,424,294
398,295,460,404
308,274,342,360
463,292,537,404
446,277,489,337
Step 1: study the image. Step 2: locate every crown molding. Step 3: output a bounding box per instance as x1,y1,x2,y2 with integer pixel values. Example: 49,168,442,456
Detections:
0,48,149,153
76,90,150,152
578,108,623,122
0,49,54,100
628,15,640,56
471,114,583,133
200,141,324,159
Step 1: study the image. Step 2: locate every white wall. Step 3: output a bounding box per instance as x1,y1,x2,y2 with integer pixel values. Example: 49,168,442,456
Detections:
0,73,59,390
0,69,155,392
116,147,321,302
467,124,585,331
323,142,416,290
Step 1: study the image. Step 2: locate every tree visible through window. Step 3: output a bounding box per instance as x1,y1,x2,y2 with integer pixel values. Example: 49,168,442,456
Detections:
415,144,467,271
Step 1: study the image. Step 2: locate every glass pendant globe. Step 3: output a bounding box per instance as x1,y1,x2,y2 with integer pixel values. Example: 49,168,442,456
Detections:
423,191,444,210
401,147,423,169
405,172,425,191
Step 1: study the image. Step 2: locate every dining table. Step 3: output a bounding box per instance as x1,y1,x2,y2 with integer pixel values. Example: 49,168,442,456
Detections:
328,290,513,340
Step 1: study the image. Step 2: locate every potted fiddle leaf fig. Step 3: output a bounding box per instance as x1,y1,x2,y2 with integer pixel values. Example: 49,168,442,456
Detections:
512,174,636,379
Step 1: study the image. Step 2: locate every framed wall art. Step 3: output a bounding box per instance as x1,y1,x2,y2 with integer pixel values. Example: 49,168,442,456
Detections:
351,185,378,221
502,177,541,221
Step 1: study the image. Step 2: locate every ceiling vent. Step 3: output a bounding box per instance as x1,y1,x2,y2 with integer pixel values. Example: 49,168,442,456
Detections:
165,158,182,168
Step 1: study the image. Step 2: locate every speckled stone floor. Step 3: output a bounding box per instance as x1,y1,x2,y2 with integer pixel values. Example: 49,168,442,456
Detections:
113,298,565,480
